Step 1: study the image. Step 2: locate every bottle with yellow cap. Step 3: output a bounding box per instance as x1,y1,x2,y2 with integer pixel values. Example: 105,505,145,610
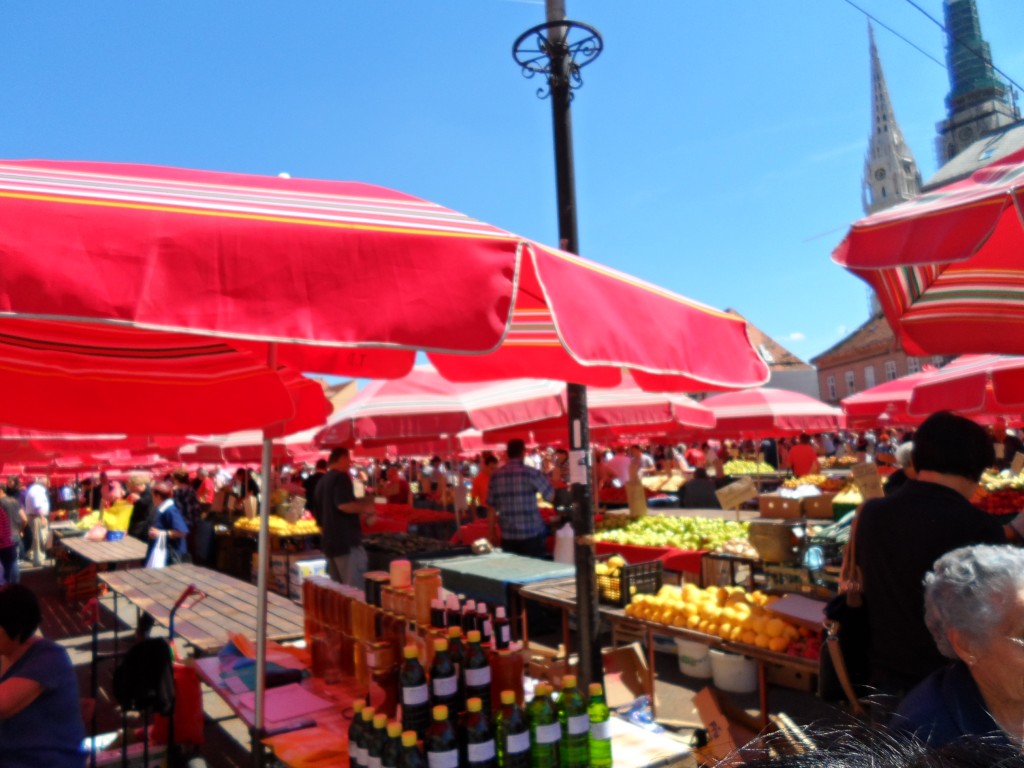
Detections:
382,720,404,768
354,704,376,768
463,629,492,713
349,699,367,768
587,682,612,768
397,730,426,768
462,696,497,768
557,675,588,768
429,637,460,711
400,645,431,739
527,683,560,768
367,712,388,768
425,704,458,768
495,689,530,768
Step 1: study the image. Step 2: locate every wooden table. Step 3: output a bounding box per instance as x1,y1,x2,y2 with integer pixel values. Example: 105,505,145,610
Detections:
100,564,305,655
518,576,818,724
60,535,149,567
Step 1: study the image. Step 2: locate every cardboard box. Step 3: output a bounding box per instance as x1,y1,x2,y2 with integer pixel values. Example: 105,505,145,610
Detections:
692,687,808,766
764,662,817,693
526,642,655,710
801,493,836,519
289,557,327,602
758,494,802,519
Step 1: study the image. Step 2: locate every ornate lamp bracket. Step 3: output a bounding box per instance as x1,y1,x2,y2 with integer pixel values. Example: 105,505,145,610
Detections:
512,20,603,100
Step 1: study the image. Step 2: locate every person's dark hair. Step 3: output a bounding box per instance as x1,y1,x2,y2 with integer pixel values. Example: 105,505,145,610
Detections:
0,584,43,643
911,411,995,481
152,481,173,500
315,459,328,471
172,469,190,484
328,447,350,464
693,467,709,480
798,433,811,444
484,455,499,466
506,439,526,460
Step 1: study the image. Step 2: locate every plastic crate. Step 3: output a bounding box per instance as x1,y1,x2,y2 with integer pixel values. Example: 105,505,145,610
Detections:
595,554,663,607
804,535,845,567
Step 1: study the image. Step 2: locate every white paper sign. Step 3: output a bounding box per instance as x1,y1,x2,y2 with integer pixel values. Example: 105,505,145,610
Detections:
851,462,884,500
715,476,757,510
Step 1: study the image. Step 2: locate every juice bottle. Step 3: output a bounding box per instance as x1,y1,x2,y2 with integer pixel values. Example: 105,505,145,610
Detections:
556,675,589,768
355,705,376,768
429,638,460,712
349,699,367,768
463,630,492,714
397,730,426,768
430,598,447,631
400,645,431,740
367,712,388,768
495,689,530,768
446,594,462,630
462,696,497,768
587,682,613,768
476,602,493,646
425,705,458,768
382,720,404,768
526,683,560,768
492,606,511,650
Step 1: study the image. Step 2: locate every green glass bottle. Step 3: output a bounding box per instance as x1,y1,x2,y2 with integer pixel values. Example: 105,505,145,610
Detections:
526,683,560,768
495,689,530,768
463,630,492,714
463,696,498,768
425,704,459,768
382,720,404,768
587,682,613,768
350,699,367,768
368,712,388,768
397,730,427,768
557,675,589,768
401,645,431,740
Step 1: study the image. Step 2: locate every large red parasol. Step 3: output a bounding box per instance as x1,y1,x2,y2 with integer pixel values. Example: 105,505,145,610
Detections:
907,354,1024,418
840,368,937,429
700,387,844,438
833,147,1024,356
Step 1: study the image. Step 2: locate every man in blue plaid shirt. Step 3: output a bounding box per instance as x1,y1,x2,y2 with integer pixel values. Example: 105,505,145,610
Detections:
487,438,555,558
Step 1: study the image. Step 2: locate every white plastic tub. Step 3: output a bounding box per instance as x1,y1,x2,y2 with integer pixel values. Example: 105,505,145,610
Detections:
708,649,758,693
675,638,713,678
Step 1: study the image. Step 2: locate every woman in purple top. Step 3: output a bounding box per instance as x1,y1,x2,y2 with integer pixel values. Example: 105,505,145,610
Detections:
0,584,85,767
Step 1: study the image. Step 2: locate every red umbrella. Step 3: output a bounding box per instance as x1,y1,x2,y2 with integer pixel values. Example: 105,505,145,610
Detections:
700,387,843,438
907,354,1024,418
833,147,1024,356
840,368,937,429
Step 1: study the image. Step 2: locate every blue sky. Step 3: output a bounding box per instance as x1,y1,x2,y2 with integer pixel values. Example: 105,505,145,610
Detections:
2,0,1021,367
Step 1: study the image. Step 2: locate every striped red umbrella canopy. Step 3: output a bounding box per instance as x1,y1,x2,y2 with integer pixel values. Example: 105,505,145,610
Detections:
907,354,1024,418
840,368,937,429
0,160,768,393
833,147,1024,356
700,387,843,438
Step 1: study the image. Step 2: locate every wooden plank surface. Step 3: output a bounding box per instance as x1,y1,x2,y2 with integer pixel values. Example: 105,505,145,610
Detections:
60,535,149,565
100,564,305,654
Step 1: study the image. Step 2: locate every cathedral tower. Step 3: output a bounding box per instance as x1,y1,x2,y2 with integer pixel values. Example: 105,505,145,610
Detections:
935,0,1019,163
862,24,921,216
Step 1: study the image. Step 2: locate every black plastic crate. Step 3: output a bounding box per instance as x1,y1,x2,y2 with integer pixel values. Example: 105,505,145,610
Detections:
804,535,845,568
595,554,663,607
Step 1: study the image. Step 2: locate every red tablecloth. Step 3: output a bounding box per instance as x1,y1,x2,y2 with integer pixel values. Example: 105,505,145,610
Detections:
594,541,707,577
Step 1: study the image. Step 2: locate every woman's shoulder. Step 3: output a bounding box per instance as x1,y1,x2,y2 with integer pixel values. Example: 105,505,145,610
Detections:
895,662,1002,747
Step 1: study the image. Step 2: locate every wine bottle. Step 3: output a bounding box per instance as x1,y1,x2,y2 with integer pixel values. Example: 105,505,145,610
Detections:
526,683,560,768
367,712,388,768
557,675,589,768
463,630,492,714
462,697,497,768
355,705,376,768
425,704,459,768
446,625,467,710
397,730,427,768
400,645,431,740
429,638,460,712
587,683,612,768
382,720,404,768
495,689,530,768
350,699,368,768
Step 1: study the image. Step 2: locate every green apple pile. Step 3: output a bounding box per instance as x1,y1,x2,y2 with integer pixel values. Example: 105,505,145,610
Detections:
595,514,749,551
722,459,775,475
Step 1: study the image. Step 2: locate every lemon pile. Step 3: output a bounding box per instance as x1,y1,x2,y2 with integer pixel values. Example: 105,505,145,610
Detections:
624,583,801,653
233,516,321,536
595,554,627,602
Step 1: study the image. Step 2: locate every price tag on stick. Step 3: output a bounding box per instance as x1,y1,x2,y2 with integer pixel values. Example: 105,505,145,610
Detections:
851,462,885,500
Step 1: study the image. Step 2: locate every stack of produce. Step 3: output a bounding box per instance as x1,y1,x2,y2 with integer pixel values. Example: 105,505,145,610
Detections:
233,516,320,536
820,456,858,469
973,470,1024,517
594,514,748,552
624,583,820,659
363,532,457,556
722,459,775,475
781,474,846,492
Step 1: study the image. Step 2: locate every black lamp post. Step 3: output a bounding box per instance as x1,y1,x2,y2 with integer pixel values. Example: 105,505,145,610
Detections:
513,6,604,691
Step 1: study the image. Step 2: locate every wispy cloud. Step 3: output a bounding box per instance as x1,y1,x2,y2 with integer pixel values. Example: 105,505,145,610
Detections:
787,332,806,342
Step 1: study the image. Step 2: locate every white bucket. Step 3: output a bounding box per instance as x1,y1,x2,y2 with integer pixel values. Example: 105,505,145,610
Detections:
708,649,758,693
675,638,713,678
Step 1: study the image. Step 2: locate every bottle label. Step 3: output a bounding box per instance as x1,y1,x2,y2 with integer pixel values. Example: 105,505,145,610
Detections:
353,745,367,765
535,722,561,744
368,756,382,768
427,748,459,768
465,665,491,687
432,675,457,697
483,619,492,638
467,739,496,762
590,719,611,740
402,683,429,706
507,730,530,754
567,713,589,735
499,625,511,644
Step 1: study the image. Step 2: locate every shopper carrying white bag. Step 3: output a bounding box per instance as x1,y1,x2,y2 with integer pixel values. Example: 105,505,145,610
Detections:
146,531,168,569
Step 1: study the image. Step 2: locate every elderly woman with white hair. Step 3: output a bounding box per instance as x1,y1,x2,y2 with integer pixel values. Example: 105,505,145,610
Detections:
883,441,916,497
894,544,1024,746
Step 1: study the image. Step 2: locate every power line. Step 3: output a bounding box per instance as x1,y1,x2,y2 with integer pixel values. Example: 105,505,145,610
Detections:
839,0,945,70
901,0,1024,95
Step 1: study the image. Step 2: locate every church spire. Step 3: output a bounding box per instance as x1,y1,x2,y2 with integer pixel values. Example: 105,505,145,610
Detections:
935,0,1019,163
862,23,921,215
